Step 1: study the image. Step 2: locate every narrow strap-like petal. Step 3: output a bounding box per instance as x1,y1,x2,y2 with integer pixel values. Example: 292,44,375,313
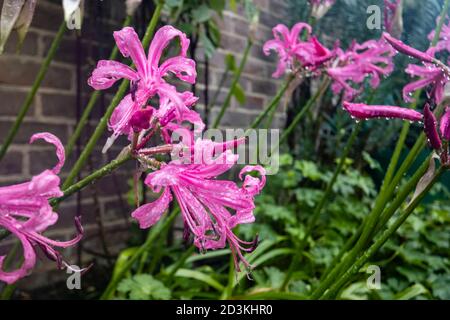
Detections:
159,56,197,84
30,132,65,174
147,25,190,74
113,27,148,77
88,60,139,90
131,188,173,229
0,220,36,284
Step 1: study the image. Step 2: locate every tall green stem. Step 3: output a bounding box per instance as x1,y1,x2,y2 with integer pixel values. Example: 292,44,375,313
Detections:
321,166,445,299
245,77,293,133
62,1,164,189
276,78,330,149
0,22,66,161
51,153,132,206
310,155,431,299
65,16,133,157
280,121,362,290
212,40,253,129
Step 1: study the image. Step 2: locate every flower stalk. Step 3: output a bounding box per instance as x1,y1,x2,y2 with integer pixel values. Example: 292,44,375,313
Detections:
0,22,66,162
212,39,253,129
321,165,445,299
280,120,362,290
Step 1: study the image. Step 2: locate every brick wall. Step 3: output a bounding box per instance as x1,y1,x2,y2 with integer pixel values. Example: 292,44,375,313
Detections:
0,0,288,293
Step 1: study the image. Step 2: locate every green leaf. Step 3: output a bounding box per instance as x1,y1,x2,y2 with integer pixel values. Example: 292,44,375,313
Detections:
175,269,225,291
117,274,171,300
295,160,323,181
208,0,225,14
232,82,246,104
394,284,429,300
225,53,237,71
340,282,369,300
199,28,215,59
192,4,211,24
112,247,139,279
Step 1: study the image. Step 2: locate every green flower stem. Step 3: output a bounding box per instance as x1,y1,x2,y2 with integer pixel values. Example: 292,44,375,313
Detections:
51,153,132,206
166,245,196,283
212,39,253,129
62,0,165,189
220,254,236,300
245,77,293,133
431,0,450,46
317,133,427,289
310,154,431,299
0,22,67,162
321,165,445,299
101,209,178,300
276,78,331,150
280,121,362,290
64,15,133,158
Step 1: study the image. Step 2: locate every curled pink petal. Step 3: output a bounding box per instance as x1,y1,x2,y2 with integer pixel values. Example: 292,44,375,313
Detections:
440,107,450,141
343,101,423,121
29,132,65,174
423,104,442,150
159,56,197,84
0,226,36,284
88,60,139,90
239,165,267,195
147,25,190,72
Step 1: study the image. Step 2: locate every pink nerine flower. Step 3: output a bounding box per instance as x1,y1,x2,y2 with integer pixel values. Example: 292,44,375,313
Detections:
428,17,450,53
0,133,82,284
403,49,449,104
384,1,402,36
342,101,423,121
88,26,197,151
328,39,396,100
131,139,266,271
263,23,333,78
440,107,450,141
382,33,450,104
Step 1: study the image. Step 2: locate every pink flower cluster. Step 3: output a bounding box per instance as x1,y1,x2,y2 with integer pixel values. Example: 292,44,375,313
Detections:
263,22,334,78
87,26,267,271
328,39,396,100
0,133,82,284
384,0,402,35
